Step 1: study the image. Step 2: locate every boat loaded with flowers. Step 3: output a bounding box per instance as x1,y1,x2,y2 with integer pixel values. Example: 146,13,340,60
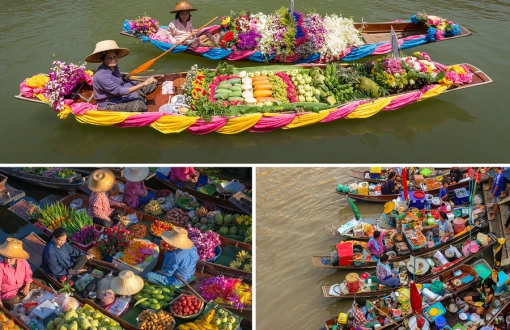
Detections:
120,10,470,63
15,51,491,134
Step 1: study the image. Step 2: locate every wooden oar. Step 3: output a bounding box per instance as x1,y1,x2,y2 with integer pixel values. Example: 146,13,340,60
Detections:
130,16,218,75
174,273,207,303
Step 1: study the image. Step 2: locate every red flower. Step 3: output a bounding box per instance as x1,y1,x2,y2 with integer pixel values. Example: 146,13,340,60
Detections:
69,281,74,286
60,276,67,283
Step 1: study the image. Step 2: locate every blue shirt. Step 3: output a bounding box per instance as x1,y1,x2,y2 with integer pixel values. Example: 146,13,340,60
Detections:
439,186,448,199
161,246,199,282
93,64,138,109
41,240,85,277
503,167,510,181
493,173,504,197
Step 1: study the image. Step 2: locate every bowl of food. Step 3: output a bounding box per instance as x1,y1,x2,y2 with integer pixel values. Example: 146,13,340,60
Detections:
178,106,190,115
453,279,462,287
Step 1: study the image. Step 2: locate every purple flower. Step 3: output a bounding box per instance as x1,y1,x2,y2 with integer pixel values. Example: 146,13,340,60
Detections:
236,31,261,50
382,58,403,74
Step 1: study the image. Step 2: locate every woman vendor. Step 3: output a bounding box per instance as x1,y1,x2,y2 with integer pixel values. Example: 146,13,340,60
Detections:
87,168,127,228
146,228,199,286
439,179,450,202
85,40,158,112
377,201,397,229
464,278,494,315
160,2,211,46
41,228,94,279
122,167,156,209
381,172,400,195
351,297,380,329
0,239,33,309
376,254,399,288
364,230,392,258
170,167,201,189
432,211,454,243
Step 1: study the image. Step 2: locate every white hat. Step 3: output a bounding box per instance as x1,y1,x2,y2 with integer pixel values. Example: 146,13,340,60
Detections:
110,270,144,296
122,167,150,183
85,40,130,63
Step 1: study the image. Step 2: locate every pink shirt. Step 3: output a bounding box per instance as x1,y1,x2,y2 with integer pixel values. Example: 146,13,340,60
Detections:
366,231,385,255
88,192,122,221
170,167,196,182
0,259,33,300
123,181,147,209
167,19,193,44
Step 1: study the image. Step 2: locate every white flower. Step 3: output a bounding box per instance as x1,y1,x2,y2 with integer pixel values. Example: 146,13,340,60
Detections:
319,15,364,61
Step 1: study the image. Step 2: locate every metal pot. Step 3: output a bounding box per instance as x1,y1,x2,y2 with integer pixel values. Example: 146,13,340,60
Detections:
216,179,246,196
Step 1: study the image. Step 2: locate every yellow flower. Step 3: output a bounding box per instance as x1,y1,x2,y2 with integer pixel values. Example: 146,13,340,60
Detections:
84,70,94,77
57,105,72,120
191,89,198,98
26,74,49,89
450,65,466,75
438,77,453,86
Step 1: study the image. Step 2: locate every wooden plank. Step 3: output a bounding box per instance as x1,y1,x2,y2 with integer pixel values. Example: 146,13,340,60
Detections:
40,194,64,205
484,181,509,262
7,199,38,221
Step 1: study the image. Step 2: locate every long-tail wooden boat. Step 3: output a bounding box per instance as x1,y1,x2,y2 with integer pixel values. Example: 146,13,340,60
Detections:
0,168,84,190
335,177,473,203
349,168,469,184
15,60,492,134
0,173,25,206
23,232,252,328
312,225,482,270
120,16,471,64
320,244,489,299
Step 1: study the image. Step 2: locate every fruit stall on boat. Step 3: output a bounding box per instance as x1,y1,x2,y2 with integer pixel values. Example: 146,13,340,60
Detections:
15,49,491,134
120,10,471,63
348,167,469,184
0,168,84,191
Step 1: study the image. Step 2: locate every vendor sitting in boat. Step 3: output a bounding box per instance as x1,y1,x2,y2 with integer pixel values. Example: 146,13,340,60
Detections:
381,172,400,195
0,239,33,309
439,179,450,202
122,167,156,209
87,168,127,228
170,167,201,189
464,278,494,315
376,254,399,288
432,211,454,243
377,201,397,229
156,1,211,47
449,167,465,184
364,230,390,258
146,228,199,286
41,228,94,279
351,297,380,329
85,40,157,112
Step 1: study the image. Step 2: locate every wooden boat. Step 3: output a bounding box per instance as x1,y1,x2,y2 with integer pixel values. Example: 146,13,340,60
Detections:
120,18,471,63
312,225,482,270
0,174,25,206
22,232,252,328
349,168,468,184
15,61,492,134
0,168,84,190
320,241,491,299
335,178,473,203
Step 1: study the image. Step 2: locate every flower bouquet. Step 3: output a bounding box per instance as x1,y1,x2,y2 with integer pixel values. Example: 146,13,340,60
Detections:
58,276,75,296
70,225,101,251
126,16,159,37
411,12,461,41
96,225,134,259
185,225,221,261
114,239,159,274
199,276,252,310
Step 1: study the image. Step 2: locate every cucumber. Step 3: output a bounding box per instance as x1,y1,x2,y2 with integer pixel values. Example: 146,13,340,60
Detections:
228,96,245,102
217,83,232,89
214,93,230,100
215,88,232,94
229,91,243,97
230,86,242,92
226,78,241,84
233,83,242,87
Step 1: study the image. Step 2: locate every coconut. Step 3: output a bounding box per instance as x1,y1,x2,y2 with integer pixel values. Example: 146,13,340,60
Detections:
219,226,229,235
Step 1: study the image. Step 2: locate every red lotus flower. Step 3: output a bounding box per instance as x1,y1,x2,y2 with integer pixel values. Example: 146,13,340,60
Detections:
69,281,74,286
60,276,67,283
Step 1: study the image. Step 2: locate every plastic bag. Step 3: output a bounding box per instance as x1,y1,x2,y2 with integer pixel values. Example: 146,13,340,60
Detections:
62,296,80,313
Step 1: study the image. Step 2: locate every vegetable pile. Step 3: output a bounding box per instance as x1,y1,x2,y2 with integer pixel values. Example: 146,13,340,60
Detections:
0,310,20,330
170,295,203,317
126,222,151,239
150,220,175,237
137,310,175,330
135,282,174,311
46,305,121,330
19,167,78,179
32,202,93,234
165,208,189,226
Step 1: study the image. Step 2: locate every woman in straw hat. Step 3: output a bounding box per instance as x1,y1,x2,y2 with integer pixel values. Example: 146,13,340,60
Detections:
41,228,94,279
0,238,33,309
155,1,211,46
87,168,127,228
146,228,198,286
377,201,397,229
85,40,158,112
122,167,156,209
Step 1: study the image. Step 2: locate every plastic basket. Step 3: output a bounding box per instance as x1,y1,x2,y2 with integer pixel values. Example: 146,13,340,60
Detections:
169,294,204,319
423,302,447,323
206,246,222,263
198,301,242,329
472,259,492,280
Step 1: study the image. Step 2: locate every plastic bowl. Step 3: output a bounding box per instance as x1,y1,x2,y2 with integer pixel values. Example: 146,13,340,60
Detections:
430,308,438,316
414,190,425,199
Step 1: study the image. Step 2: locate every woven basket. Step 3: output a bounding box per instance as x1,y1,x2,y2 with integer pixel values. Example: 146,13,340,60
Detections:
169,294,204,319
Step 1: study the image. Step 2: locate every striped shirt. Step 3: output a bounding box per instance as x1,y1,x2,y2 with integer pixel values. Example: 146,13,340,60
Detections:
88,192,122,221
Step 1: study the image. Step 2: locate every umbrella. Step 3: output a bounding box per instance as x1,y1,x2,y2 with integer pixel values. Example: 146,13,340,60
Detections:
346,196,361,220
410,281,426,328
402,168,408,200
492,237,506,283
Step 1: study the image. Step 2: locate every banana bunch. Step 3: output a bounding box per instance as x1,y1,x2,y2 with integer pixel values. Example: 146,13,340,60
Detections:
243,262,252,272
143,200,163,216
229,260,242,269
177,319,218,330
195,206,208,218
236,251,251,263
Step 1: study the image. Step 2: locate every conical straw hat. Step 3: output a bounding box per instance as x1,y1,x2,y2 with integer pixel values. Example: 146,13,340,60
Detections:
110,270,144,296
122,167,150,183
383,201,395,214
0,238,30,259
88,169,116,193
170,1,197,13
85,40,130,63
161,228,193,249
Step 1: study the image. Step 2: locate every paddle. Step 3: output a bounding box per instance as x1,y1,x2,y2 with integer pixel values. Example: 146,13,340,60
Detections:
130,16,218,75
174,273,207,303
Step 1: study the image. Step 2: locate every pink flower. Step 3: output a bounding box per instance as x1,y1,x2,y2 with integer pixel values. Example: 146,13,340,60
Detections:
435,30,444,41
60,276,67,283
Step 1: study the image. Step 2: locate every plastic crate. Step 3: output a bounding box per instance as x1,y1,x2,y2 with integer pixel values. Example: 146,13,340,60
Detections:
472,259,492,280
423,301,446,323
454,188,469,205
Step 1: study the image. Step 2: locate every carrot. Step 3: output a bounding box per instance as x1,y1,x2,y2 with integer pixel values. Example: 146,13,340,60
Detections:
253,83,273,90
252,75,269,81
253,90,272,98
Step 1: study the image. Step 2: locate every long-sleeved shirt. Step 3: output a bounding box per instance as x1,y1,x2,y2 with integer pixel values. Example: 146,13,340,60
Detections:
92,64,138,109
161,246,199,282
88,191,123,221
170,167,196,183
366,232,385,256
41,240,85,278
353,307,368,328
376,261,393,281
123,181,147,209
167,19,193,44
0,259,33,300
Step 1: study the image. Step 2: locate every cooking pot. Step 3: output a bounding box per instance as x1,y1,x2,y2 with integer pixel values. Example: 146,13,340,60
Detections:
216,179,246,196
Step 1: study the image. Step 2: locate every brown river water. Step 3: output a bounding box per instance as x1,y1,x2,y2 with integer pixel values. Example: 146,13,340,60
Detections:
1,0,509,163
256,167,493,329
